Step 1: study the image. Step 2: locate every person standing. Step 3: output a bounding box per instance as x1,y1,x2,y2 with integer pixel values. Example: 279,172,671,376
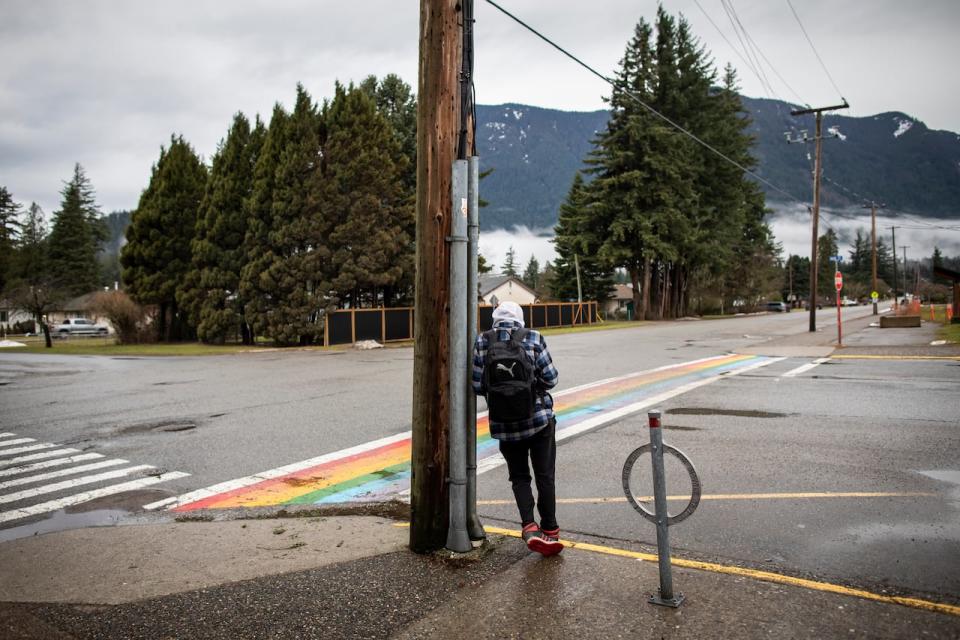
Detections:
472,301,562,556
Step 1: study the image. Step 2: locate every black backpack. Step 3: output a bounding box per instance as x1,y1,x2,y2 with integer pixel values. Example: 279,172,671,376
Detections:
483,328,537,423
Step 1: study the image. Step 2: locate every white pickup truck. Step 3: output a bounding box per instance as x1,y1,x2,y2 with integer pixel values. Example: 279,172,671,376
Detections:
53,317,109,336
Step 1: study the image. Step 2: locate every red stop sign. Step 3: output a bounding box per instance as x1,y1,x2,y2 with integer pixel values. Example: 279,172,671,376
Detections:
835,271,843,291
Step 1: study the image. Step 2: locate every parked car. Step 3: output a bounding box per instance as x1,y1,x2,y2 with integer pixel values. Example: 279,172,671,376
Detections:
764,301,788,313
54,317,109,336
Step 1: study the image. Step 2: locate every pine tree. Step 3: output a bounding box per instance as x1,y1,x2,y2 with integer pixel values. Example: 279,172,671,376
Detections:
121,137,208,341
323,83,413,309
240,86,325,346
180,113,264,344
552,173,615,303
522,255,540,291
359,74,417,192
0,186,22,294
501,246,518,277
47,164,105,296
817,229,840,299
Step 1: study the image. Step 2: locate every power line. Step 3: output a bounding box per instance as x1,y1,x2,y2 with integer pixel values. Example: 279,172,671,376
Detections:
483,0,799,203
693,0,773,99
785,0,845,100
719,0,775,98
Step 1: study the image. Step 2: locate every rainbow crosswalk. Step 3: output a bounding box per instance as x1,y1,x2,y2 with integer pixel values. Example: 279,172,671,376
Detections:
163,353,778,512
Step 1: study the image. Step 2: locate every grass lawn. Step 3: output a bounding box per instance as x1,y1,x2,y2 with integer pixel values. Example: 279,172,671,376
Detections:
921,304,960,343
1,319,651,356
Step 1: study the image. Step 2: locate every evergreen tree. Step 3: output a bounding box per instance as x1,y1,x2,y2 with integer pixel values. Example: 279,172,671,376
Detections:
551,173,615,303
241,86,325,346
782,254,811,303
240,103,289,343
501,246,518,276
847,229,871,282
932,247,947,284
0,186,22,294
47,164,105,296
180,113,264,344
522,255,540,291
817,229,840,299
121,137,207,341
359,74,417,192
477,252,493,275
323,83,413,310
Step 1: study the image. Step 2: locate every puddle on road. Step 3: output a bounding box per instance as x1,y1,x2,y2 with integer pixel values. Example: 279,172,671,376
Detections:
667,408,791,418
0,508,148,543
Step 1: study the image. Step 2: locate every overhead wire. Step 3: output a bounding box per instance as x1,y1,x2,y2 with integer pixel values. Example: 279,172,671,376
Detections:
483,0,799,204
785,0,845,100
719,0,775,98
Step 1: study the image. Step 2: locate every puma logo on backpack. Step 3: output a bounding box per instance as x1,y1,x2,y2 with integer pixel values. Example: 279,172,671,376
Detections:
483,328,537,423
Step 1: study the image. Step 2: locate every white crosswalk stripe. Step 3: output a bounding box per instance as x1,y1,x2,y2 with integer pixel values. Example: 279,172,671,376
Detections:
0,443,56,457
0,459,129,490
0,438,36,448
0,449,83,468
0,453,105,478
0,472,191,524
0,431,190,526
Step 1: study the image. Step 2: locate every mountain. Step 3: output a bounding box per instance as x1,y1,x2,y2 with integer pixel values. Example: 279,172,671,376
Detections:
475,100,960,231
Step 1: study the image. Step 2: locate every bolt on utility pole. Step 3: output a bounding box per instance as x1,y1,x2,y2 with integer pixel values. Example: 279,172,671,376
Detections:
786,100,849,332
411,0,464,553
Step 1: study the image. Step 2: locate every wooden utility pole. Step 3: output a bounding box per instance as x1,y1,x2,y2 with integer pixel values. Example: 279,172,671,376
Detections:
864,202,878,315
410,0,463,553
787,100,849,332
890,226,898,307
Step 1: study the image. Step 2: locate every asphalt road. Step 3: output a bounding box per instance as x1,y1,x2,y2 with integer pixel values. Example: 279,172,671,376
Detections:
2,304,958,602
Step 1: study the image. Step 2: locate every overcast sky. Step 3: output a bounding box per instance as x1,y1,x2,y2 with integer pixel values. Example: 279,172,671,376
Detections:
2,0,957,219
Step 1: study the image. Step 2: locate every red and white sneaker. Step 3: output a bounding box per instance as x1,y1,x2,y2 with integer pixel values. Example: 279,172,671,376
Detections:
527,526,563,556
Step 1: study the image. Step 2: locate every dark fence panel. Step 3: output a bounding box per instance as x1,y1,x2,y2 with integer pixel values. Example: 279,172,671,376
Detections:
385,309,411,341
327,312,353,345
355,311,382,342
546,304,560,327
531,305,546,328
329,302,596,345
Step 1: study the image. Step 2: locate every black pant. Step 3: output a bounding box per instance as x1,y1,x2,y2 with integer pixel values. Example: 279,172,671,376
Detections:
498,417,557,530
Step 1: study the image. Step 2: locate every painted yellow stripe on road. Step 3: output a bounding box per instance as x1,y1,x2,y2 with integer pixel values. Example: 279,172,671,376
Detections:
481,525,960,618
477,491,935,506
830,354,960,361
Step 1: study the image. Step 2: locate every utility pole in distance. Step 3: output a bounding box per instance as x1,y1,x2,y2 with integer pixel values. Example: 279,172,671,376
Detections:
786,100,849,332
411,0,463,553
901,246,911,300
890,226,898,307
864,202,880,315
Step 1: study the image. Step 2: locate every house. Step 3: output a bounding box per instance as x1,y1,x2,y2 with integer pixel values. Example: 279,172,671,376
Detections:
478,274,537,306
0,299,33,330
47,292,108,325
603,283,635,318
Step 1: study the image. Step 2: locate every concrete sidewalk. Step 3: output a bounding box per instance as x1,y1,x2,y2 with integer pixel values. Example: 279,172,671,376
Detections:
1,514,958,639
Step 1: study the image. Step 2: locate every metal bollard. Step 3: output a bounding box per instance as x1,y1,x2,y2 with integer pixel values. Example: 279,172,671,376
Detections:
647,409,684,607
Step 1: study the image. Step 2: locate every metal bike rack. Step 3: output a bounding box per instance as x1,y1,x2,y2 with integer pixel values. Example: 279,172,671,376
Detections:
621,409,701,607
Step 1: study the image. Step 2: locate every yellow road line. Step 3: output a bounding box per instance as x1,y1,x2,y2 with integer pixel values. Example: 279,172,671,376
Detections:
481,525,960,618
830,354,960,361
477,491,935,506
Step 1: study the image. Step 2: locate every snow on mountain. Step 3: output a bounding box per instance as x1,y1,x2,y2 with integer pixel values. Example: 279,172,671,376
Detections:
894,118,914,138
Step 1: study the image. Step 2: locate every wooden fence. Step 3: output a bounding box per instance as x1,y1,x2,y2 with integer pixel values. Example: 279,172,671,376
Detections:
325,301,599,346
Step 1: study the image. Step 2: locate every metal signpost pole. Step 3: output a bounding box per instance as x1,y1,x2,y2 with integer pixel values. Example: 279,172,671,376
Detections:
647,410,683,607
836,271,843,346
